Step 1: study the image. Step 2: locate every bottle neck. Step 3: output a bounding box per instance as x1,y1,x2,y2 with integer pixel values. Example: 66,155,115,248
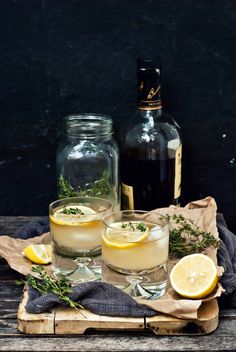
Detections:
137,68,162,111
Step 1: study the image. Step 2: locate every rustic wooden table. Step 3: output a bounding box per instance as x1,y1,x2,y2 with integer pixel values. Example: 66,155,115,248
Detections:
0,216,236,352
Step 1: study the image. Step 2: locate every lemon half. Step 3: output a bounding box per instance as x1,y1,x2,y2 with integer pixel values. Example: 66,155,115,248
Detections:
23,244,52,264
170,253,218,299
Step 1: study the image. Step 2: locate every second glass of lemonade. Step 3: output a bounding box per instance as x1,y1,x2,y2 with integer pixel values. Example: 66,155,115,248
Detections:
102,210,169,298
49,196,112,282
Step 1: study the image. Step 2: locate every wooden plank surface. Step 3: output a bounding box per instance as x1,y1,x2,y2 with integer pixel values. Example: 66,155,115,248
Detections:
0,216,46,236
0,277,235,351
0,216,235,351
146,299,219,335
17,287,219,335
17,288,56,334
55,306,145,335
0,333,236,352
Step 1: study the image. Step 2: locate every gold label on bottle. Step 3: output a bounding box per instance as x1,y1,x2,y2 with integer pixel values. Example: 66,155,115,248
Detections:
121,183,134,210
174,144,182,199
137,67,162,110
138,84,162,110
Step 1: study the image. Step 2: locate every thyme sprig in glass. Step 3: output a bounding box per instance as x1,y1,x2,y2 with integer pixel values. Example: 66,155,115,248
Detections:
62,207,85,215
162,214,221,257
78,170,112,197
58,175,78,198
16,266,82,309
121,221,147,232
58,171,112,199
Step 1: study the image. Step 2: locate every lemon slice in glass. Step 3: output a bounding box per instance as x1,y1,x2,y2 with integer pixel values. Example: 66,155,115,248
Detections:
50,205,96,226
23,244,52,264
170,253,218,299
103,221,149,249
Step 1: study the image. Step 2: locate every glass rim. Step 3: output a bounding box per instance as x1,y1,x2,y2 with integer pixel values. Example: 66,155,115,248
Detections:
102,209,169,233
64,113,112,123
63,113,113,138
49,196,113,216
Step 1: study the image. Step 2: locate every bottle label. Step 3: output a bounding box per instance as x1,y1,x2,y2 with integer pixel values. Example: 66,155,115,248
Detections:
174,144,182,199
137,68,162,110
121,183,134,210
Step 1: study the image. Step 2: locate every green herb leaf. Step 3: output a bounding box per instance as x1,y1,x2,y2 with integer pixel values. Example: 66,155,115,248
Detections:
62,207,84,215
161,214,221,257
121,221,147,232
58,175,78,199
15,279,25,286
17,266,83,310
136,222,148,232
78,170,112,197
58,171,112,199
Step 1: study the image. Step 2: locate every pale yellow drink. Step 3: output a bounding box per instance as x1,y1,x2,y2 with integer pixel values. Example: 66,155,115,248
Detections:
49,197,112,277
50,205,102,251
102,221,169,273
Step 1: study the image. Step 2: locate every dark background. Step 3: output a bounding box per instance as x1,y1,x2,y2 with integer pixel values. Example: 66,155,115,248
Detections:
0,0,236,231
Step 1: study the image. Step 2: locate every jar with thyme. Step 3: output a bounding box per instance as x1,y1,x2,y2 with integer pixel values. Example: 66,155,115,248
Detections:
57,114,120,211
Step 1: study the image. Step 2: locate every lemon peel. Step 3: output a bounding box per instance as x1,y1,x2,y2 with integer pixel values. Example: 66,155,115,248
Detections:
23,244,52,264
170,253,218,299
50,205,96,226
103,221,149,249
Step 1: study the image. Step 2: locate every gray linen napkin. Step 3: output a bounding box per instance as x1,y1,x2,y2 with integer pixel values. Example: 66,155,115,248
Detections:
14,217,49,239
216,214,236,307
14,214,236,313
26,281,157,317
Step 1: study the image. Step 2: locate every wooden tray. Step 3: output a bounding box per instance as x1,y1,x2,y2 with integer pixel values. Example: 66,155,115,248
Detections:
17,287,219,335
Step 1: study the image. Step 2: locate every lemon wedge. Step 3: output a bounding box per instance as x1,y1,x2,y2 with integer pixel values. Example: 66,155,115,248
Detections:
103,221,149,249
23,244,52,264
170,253,218,299
45,244,52,258
50,205,96,226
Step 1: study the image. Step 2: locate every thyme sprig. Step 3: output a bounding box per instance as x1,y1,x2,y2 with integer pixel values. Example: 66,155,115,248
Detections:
78,170,112,197
121,221,147,232
62,206,84,215
58,171,112,199
162,214,221,257
136,222,148,232
16,266,82,309
58,175,78,198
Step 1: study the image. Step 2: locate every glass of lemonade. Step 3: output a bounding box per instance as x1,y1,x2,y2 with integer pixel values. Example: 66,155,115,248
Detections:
49,196,112,282
101,210,169,299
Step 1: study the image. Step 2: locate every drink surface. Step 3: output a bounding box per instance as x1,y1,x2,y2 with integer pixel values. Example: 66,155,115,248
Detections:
50,205,102,251
102,220,169,272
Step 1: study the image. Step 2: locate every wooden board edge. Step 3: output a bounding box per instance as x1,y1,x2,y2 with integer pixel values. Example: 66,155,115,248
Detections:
17,287,56,334
145,299,219,335
54,306,145,334
145,315,218,335
17,286,219,336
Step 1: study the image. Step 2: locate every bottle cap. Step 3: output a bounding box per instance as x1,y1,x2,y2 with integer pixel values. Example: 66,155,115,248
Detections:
137,56,161,70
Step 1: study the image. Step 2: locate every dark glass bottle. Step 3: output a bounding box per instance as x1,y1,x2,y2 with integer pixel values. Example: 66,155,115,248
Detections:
120,57,182,210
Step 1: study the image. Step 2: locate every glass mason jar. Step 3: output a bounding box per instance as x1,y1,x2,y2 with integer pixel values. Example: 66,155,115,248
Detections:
57,114,120,211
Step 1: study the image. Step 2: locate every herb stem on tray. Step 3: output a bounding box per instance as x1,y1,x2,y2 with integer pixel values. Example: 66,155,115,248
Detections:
162,214,221,257
16,266,82,309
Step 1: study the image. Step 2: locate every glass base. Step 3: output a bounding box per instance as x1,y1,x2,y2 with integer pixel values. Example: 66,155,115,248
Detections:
52,255,102,283
101,261,167,299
